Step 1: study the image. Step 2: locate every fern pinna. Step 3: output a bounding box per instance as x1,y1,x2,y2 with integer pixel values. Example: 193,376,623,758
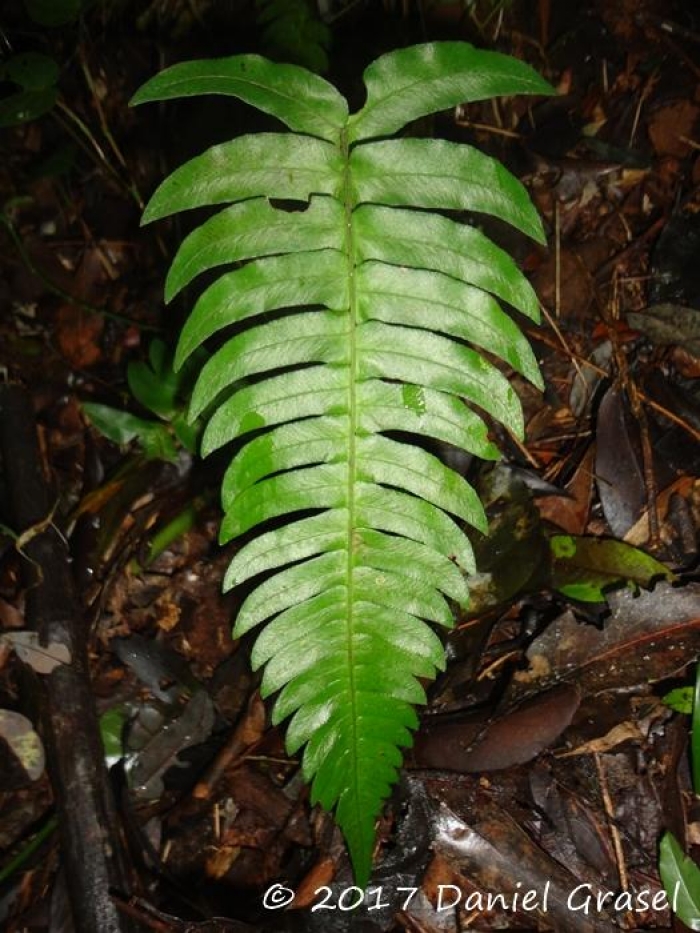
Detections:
132,43,551,884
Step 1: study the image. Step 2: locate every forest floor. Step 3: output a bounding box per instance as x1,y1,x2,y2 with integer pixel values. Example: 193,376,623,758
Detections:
0,0,699,930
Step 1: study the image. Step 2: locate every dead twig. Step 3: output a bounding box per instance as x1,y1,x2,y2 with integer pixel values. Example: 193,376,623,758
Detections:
0,384,138,933
594,753,634,929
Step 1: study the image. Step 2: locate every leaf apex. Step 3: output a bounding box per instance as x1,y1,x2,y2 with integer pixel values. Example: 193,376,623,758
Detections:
140,199,162,226
128,86,149,108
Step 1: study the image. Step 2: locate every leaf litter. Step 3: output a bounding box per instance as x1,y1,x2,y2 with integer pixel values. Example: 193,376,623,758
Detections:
0,0,699,930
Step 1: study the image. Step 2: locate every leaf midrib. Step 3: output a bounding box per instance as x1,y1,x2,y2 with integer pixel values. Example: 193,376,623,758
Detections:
340,126,362,855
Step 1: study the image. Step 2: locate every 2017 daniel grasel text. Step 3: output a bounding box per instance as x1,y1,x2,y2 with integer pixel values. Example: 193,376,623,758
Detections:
280,881,680,915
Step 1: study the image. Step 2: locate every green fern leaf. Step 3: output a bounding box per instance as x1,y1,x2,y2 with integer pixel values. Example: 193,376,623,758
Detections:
347,41,553,142
130,54,346,140
133,41,552,885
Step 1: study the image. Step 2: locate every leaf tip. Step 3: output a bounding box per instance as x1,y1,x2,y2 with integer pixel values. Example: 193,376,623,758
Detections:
140,200,160,227
531,364,545,393
345,834,373,890
129,82,154,109
163,273,179,305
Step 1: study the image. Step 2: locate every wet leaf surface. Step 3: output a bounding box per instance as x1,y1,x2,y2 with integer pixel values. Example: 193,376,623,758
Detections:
431,801,618,932
628,304,700,358
512,583,700,697
127,690,216,799
413,683,581,772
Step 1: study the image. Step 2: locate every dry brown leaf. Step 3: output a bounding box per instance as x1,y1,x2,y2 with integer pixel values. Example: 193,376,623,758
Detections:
205,844,241,880
556,721,643,758
648,100,700,158
0,630,71,673
624,476,695,545
56,304,103,368
292,857,337,909
538,445,595,534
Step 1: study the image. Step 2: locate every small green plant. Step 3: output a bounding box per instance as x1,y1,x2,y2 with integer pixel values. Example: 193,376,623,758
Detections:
0,0,86,126
132,42,552,883
660,663,700,929
83,338,206,461
0,51,59,127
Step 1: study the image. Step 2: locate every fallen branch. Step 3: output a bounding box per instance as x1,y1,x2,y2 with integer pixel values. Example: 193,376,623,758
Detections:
0,383,138,933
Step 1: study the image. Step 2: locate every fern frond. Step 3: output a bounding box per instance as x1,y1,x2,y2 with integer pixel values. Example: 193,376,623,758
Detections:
133,42,552,884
